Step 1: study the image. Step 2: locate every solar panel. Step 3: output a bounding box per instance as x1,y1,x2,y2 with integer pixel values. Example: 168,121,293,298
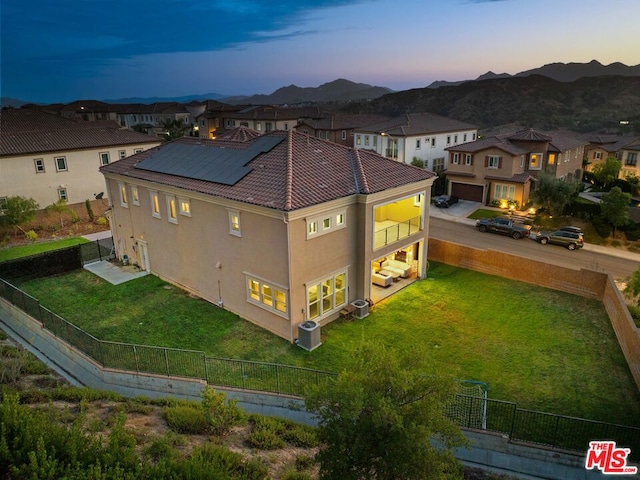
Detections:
134,135,284,185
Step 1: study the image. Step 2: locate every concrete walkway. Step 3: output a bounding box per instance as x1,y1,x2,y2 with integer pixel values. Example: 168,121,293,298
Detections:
83,260,148,285
82,230,112,242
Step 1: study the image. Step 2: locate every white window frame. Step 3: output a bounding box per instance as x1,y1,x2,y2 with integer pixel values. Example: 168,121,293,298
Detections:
529,153,543,170
166,195,178,224
446,135,451,145
306,209,346,239
416,139,421,149
134,148,143,154
55,156,67,172
488,156,500,169
131,186,140,206
246,274,288,316
228,210,241,236
58,188,67,201
179,197,191,217
119,150,127,159
118,182,128,207
356,135,362,146
431,138,436,147
465,154,472,165
494,184,516,200
341,130,346,140
308,220,318,237
322,217,331,230
452,153,460,164
150,191,161,219
336,212,345,226
99,152,110,166
306,270,347,321
34,158,45,173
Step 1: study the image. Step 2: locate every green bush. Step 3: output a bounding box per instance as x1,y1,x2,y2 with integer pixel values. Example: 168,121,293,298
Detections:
592,216,613,238
24,230,38,242
247,415,317,449
96,216,108,226
85,199,95,222
624,222,640,241
281,470,313,480
173,443,269,479
247,428,286,449
627,305,640,328
294,453,316,470
163,405,209,434
201,387,246,435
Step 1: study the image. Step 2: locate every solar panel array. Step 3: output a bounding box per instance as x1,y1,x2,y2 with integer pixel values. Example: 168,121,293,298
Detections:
134,135,284,185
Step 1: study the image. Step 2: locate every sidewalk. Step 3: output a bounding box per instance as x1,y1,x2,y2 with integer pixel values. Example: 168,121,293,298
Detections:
429,201,640,262
82,230,112,242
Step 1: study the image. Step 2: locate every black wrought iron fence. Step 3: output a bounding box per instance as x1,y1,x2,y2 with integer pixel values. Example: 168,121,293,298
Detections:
1,276,639,460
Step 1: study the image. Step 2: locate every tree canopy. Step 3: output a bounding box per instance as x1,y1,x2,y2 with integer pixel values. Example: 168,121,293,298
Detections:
305,340,466,480
600,186,631,236
530,171,579,217
592,157,622,188
0,196,39,235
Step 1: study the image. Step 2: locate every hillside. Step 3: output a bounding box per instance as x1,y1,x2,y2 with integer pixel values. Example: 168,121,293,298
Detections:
222,78,392,105
344,74,640,133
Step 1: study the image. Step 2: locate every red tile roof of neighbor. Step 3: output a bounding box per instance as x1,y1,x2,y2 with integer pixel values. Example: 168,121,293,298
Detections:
356,112,478,136
298,114,391,130
216,126,262,142
0,109,161,156
101,130,435,212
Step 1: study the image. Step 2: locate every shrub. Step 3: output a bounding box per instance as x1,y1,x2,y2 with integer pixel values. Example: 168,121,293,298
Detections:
281,470,313,480
85,199,95,221
173,443,269,479
624,222,640,241
247,427,286,449
163,405,209,434
96,216,108,225
410,157,425,168
294,453,316,470
247,414,317,449
627,305,640,328
24,230,38,242
592,216,613,238
201,387,246,435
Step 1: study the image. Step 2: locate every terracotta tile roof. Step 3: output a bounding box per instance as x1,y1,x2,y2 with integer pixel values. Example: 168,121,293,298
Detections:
216,126,262,142
101,131,435,212
356,112,477,136
446,135,528,155
298,114,390,130
485,172,534,184
0,109,161,156
232,106,328,121
507,129,552,142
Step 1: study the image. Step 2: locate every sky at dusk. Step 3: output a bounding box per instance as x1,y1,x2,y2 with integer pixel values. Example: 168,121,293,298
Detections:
2,0,639,104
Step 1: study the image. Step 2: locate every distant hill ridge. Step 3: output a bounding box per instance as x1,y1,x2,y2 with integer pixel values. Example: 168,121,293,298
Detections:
427,60,640,88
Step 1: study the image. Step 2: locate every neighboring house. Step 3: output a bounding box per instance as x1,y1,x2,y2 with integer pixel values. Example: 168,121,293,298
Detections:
444,128,586,206
195,104,248,139
38,100,120,122
100,130,435,342
584,135,640,179
0,109,161,208
221,105,329,135
115,102,194,133
295,114,390,147
352,112,478,173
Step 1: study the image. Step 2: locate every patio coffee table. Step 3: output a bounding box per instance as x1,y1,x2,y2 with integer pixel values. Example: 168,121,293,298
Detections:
379,269,400,281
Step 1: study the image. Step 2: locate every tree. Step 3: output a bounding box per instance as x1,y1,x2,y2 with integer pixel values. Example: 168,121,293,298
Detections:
45,199,72,228
160,118,191,141
0,195,39,236
530,171,579,217
305,341,466,480
600,186,631,236
592,157,622,189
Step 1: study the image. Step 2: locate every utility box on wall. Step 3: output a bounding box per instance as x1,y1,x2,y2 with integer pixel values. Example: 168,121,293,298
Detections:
351,299,369,319
297,321,322,351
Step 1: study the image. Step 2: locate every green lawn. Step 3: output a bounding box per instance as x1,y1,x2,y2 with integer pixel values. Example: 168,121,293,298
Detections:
467,209,504,220
0,237,90,262
17,263,640,427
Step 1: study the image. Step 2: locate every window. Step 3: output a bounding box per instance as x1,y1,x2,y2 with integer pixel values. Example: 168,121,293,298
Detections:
454,135,458,143
167,195,178,224
487,156,501,169
431,138,436,147
34,158,45,173
594,151,602,160
529,153,543,170
55,157,67,172
58,188,67,201
131,186,140,206
100,152,110,166
356,135,361,146
323,217,331,230
341,130,346,140
150,191,161,218
134,148,143,154
626,153,638,166
255,122,262,131
520,155,525,168
548,153,556,165
373,136,377,147
307,272,346,320
473,133,477,140
307,209,346,239
179,197,191,216
452,153,460,165
446,136,451,145
413,194,424,206
465,154,473,165
247,276,287,315
432,157,445,173
494,184,515,200
229,210,241,236
308,220,318,236
118,182,128,207
336,213,345,226
463,134,467,142
119,150,126,159
416,139,421,149
284,123,289,130
265,122,272,132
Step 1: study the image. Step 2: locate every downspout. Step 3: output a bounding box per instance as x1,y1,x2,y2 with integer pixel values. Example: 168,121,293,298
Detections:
284,212,294,343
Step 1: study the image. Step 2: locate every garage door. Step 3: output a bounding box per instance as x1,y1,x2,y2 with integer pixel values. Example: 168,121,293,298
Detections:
451,183,484,202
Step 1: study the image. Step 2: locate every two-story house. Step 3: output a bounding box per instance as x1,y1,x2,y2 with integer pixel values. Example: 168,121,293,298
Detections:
584,135,640,180
0,109,161,208
444,128,587,206
295,114,389,147
100,130,435,342
220,105,329,136
352,113,478,173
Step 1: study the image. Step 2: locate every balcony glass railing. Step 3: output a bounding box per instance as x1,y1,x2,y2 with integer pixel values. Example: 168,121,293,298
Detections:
374,216,422,249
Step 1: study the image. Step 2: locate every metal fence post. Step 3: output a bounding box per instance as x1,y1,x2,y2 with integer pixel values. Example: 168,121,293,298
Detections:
165,348,170,376
552,415,561,449
241,362,246,390
276,365,280,394
509,405,517,440
133,345,139,372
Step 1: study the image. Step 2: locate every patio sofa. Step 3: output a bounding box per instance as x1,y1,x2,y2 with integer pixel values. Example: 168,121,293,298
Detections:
381,259,411,278
372,269,393,287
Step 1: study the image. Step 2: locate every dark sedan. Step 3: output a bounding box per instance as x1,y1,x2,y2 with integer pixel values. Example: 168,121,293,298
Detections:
433,195,459,208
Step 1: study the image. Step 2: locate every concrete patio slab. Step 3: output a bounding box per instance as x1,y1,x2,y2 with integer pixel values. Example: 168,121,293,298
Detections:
83,260,148,285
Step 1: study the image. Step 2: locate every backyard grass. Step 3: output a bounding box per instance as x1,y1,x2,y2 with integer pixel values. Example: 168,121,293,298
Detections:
0,237,89,262
16,263,640,428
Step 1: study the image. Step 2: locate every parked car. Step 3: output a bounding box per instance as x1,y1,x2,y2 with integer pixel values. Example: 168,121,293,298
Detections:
433,194,459,208
475,217,531,239
535,230,584,250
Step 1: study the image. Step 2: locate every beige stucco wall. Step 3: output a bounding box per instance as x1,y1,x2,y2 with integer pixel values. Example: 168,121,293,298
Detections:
1,143,159,207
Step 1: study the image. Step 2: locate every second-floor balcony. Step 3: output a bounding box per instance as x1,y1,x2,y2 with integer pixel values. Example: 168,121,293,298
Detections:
374,216,422,249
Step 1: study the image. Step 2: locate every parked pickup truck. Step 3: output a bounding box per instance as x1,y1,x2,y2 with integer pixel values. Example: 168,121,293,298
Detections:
475,217,531,240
